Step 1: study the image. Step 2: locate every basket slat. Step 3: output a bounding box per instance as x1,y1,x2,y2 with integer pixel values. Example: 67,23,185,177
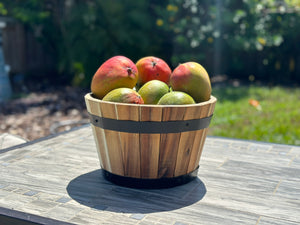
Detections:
85,98,111,172
140,106,162,178
187,103,213,173
99,102,124,176
174,105,203,177
116,104,141,178
158,106,186,178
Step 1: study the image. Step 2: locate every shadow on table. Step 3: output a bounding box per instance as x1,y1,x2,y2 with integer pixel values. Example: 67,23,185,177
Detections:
67,169,206,213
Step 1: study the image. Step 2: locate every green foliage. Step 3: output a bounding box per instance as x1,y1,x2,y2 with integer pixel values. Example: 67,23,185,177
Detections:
1,0,167,87
155,0,300,83
0,2,7,15
0,0,299,86
210,85,300,145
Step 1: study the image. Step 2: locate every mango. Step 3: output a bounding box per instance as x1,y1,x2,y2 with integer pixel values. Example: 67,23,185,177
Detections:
170,62,211,103
136,56,171,87
91,56,138,99
157,91,195,105
138,80,169,104
102,88,144,104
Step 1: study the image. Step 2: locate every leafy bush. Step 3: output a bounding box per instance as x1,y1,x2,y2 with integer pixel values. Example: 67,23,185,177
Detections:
155,0,300,84
1,0,300,86
1,1,169,87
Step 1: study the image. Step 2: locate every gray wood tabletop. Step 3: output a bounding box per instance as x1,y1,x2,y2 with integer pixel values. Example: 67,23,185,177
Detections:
0,125,299,225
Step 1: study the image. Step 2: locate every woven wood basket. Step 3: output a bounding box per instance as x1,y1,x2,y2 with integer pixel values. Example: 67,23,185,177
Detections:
84,93,217,188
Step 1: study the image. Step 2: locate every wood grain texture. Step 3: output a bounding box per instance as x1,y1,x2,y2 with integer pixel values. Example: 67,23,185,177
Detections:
116,104,141,178
195,101,216,167
99,101,124,176
158,106,186,178
174,105,202,177
187,100,216,173
187,129,205,173
85,96,110,171
85,94,217,179
140,106,162,178
1,123,300,225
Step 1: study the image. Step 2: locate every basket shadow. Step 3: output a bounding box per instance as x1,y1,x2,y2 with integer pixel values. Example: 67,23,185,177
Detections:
67,169,206,213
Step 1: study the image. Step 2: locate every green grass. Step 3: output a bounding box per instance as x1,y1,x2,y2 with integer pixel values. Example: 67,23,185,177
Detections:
208,85,300,146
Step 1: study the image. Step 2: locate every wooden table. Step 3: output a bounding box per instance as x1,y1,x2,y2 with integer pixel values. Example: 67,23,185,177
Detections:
0,125,299,225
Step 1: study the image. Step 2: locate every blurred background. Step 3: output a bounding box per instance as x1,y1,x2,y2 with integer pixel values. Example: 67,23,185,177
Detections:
0,0,299,145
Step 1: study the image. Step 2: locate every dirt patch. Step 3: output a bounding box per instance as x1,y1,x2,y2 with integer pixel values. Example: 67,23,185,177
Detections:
0,86,90,141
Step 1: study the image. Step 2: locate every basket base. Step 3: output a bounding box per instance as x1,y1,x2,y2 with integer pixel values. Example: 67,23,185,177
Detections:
102,166,199,189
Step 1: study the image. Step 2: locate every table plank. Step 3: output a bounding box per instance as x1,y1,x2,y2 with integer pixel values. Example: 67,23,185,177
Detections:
0,133,27,150
0,125,299,225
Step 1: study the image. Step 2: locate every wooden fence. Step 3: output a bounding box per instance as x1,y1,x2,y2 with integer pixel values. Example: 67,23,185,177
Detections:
2,21,55,76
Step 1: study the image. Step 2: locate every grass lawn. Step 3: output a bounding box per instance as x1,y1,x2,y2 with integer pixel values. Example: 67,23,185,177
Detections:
208,85,300,146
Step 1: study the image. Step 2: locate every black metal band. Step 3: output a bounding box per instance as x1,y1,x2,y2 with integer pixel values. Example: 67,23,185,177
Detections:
88,112,212,134
102,166,199,189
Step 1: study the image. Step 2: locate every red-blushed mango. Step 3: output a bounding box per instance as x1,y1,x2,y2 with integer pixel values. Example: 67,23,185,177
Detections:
91,56,138,99
170,62,211,103
136,56,171,87
102,88,144,104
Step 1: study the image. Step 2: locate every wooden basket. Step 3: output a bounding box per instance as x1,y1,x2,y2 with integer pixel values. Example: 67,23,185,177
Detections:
84,93,217,188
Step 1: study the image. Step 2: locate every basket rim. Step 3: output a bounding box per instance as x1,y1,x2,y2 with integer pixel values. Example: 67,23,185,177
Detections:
84,92,217,108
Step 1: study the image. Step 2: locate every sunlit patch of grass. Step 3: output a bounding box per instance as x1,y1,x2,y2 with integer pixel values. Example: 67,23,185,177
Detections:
208,85,300,145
